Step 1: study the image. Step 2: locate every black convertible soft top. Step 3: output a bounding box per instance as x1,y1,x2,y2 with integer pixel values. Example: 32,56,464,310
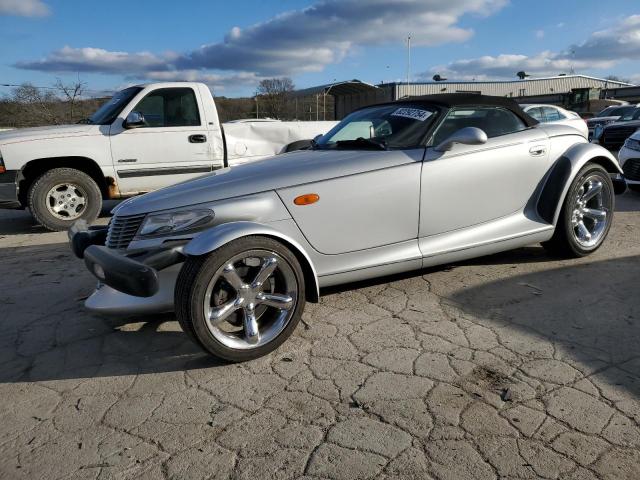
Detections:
402,93,539,127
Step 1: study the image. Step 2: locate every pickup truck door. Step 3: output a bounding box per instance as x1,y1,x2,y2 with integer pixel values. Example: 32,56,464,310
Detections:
109,86,222,194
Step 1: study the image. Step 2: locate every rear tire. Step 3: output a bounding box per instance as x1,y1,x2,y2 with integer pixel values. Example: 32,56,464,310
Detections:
175,236,306,362
542,163,614,257
28,168,102,231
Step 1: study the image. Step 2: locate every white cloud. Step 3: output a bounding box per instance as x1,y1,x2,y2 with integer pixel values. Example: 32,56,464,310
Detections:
17,46,168,74
428,15,640,80
16,0,508,82
535,29,545,39
0,0,49,17
137,70,264,92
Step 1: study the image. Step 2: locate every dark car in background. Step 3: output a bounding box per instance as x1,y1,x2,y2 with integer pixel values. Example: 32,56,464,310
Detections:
587,105,637,140
594,108,640,151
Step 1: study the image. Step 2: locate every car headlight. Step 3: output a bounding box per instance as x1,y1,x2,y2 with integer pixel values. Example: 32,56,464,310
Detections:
623,137,640,152
137,208,214,237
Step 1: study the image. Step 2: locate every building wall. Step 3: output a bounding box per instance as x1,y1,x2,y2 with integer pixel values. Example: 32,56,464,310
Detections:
393,76,631,99
334,87,393,119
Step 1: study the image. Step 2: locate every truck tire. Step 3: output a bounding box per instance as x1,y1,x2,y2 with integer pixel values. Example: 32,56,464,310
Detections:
175,236,306,362
28,168,102,231
542,163,614,257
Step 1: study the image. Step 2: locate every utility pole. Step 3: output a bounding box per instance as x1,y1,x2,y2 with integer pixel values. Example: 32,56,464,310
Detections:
255,93,259,119
406,35,412,88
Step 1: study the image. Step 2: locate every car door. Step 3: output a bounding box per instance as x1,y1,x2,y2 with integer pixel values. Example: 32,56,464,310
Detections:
109,87,216,194
277,150,423,254
419,106,551,237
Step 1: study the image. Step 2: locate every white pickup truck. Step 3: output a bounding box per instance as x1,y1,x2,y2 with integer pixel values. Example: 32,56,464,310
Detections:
0,82,337,230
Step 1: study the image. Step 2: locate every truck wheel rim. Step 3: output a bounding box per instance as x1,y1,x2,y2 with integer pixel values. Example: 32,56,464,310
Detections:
203,249,298,350
46,183,87,220
570,174,612,248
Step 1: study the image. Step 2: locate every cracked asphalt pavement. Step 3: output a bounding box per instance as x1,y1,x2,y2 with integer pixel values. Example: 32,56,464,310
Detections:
0,194,639,480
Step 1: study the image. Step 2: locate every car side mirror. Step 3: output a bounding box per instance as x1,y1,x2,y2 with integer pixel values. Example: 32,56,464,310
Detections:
123,111,146,129
434,127,488,152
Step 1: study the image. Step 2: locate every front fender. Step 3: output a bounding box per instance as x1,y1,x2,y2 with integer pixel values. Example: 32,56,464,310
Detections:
183,221,320,302
537,143,623,225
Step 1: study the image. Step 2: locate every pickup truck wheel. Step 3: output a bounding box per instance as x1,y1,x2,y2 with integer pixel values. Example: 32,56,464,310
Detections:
175,236,305,362
542,163,614,257
28,168,102,231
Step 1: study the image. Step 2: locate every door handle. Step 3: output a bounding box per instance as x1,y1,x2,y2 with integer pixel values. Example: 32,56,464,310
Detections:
189,134,207,143
529,145,546,156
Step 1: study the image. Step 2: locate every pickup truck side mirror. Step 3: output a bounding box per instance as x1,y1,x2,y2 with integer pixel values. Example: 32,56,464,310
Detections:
123,111,146,129
434,127,488,152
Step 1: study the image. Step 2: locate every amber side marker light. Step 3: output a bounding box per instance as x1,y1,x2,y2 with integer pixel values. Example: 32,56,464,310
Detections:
294,193,320,206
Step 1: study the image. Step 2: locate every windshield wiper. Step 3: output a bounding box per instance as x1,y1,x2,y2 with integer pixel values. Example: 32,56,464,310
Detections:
335,137,387,150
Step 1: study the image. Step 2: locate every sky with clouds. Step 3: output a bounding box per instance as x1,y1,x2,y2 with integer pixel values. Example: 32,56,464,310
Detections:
1,0,640,97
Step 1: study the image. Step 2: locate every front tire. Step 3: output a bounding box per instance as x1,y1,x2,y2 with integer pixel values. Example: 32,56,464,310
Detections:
542,163,614,257
28,168,102,231
175,236,306,362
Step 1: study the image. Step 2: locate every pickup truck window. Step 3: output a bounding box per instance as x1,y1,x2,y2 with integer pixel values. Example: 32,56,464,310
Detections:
132,88,201,128
89,86,142,125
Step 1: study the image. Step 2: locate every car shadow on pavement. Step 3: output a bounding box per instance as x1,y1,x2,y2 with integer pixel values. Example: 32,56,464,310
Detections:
2,240,638,405
448,254,640,400
324,253,640,402
616,191,640,212
0,241,223,384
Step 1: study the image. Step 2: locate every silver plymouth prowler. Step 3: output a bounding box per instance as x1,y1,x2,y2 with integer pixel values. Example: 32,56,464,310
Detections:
69,94,626,361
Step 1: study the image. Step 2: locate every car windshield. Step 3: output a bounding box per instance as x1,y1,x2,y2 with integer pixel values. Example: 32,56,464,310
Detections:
619,108,640,121
315,103,438,150
599,105,634,118
88,87,143,125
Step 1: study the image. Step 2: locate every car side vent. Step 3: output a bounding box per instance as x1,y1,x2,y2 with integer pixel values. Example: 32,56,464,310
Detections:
106,213,146,249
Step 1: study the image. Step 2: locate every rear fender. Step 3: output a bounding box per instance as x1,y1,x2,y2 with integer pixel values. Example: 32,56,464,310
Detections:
537,143,623,225
183,221,320,302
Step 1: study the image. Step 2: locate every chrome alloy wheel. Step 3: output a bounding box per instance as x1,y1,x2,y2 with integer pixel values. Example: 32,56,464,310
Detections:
46,183,87,220
570,174,612,248
202,249,298,349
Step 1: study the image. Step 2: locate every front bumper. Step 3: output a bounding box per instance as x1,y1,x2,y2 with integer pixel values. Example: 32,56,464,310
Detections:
0,170,22,209
69,221,185,299
617,148,640,184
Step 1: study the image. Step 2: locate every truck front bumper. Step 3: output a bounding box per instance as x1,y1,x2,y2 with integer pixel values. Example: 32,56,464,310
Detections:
0,170,22,209
69,221,186,314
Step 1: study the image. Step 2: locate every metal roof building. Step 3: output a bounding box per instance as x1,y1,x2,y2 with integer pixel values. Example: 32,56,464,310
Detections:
391,75,633,98
293,75,636,120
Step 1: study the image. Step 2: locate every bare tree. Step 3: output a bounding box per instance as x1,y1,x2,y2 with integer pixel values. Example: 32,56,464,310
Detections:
256,77,295,119
10,83,58,125
55,77,87,120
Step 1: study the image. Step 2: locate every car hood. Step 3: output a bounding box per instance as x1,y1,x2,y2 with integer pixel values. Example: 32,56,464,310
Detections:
0,124,101,145
116,148,423,216
587,116,620,125
604,119,640,129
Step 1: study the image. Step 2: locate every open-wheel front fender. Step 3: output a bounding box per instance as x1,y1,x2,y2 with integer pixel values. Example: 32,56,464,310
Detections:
183,221,320,302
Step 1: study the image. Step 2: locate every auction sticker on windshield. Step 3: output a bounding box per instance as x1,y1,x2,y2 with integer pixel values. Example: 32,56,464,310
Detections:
391,108,433,121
